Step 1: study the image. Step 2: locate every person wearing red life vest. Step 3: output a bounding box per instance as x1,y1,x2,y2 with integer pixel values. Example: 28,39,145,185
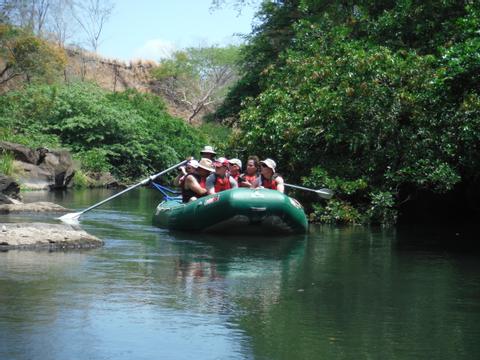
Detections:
206,157,238,194
180,158,214,202
252,158,285,193
239,155,259,188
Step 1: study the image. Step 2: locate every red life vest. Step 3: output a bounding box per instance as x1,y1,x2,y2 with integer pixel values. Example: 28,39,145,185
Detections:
199,176,207,190
214,175,232,192
261,175,277,190
243,174,257,184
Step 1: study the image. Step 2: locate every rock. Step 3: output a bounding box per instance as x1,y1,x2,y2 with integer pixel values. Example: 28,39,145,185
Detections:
0,222,103,249
0,175,21,202
0,201,70,214
0,141,40,164
40,151,75,189
0,194,22,205
12,148,76,190
13,161,53,190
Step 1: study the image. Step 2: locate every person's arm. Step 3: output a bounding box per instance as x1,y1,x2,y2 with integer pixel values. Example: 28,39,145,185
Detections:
206,174,216,195
275,176,285,193
174,174,184,187
185,176,207,197
230,176,238,188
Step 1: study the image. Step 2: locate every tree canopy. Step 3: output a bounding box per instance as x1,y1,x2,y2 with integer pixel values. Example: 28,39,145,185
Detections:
221,0,480,224
151,45,240,122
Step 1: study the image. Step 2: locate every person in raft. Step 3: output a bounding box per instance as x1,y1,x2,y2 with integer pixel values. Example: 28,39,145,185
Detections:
174,159,198,187
206,157,238,194
239,155,259,188
200,145,216,161
228,158,242,182
252,158,285,193
180,158,214,202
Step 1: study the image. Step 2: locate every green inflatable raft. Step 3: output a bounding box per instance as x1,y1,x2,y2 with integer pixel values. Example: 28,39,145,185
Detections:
153,188,308,235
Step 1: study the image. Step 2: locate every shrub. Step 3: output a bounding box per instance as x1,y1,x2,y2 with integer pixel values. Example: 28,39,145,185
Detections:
0,151,14,176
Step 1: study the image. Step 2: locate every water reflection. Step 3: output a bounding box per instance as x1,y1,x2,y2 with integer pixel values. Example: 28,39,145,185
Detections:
0,189,479,359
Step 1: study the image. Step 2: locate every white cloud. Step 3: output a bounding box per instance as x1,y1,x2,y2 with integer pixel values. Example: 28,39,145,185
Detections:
133,39,176,61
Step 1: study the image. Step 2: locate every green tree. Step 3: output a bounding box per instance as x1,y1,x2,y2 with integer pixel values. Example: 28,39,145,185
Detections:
151,45,240,122
0,82,207,179
224,1,480,224
0,24,66,86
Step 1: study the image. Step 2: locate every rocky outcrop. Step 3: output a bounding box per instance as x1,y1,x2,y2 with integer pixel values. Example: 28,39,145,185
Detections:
0,175,22,204
0,222,103,249
0,141,42,164
0,142,75,190
0,201,69,214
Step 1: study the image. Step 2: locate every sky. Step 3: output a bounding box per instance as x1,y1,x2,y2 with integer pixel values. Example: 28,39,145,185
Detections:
98,0,259,62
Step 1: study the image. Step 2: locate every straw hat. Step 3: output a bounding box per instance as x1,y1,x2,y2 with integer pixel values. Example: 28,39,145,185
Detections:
197,158,214,172
200,145,216,155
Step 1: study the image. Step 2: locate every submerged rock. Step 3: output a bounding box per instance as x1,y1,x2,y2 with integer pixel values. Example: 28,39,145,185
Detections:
0,201,70,214
0,223,103,249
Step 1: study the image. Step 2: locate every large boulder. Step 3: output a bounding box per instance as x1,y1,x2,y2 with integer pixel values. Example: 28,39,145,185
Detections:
1,142,76,190
0,141,40,164
40,150,76,189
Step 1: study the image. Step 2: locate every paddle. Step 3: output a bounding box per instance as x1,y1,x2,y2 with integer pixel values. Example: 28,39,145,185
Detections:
284,183,334,200
59,160,188,223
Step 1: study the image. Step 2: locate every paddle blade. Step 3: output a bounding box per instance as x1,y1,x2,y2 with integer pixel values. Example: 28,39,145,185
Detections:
316,188,334,200
58,212,81,225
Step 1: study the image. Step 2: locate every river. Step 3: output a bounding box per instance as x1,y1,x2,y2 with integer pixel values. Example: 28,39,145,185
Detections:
0,188,479,360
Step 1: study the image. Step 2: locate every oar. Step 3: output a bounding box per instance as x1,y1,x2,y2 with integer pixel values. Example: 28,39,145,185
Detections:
284,183,334,199
59,160,188,223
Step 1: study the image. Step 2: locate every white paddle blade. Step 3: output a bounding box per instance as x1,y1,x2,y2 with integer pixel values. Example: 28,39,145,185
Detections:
316,188,334,200
58,212,81,225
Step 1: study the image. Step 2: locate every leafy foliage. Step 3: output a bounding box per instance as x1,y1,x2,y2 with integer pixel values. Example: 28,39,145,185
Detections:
224,1,480,224
0,150,14,176
151,45,240,122
0,24,66,86
0,82,207,180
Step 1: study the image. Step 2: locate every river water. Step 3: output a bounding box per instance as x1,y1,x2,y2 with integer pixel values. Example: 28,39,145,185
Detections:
0,188,479,360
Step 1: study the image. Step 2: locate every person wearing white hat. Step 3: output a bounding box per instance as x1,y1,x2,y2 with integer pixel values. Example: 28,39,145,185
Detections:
200,145,216,160
228,158,242,182
252,158,285,193
174,159,199,187
180,158,214,202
